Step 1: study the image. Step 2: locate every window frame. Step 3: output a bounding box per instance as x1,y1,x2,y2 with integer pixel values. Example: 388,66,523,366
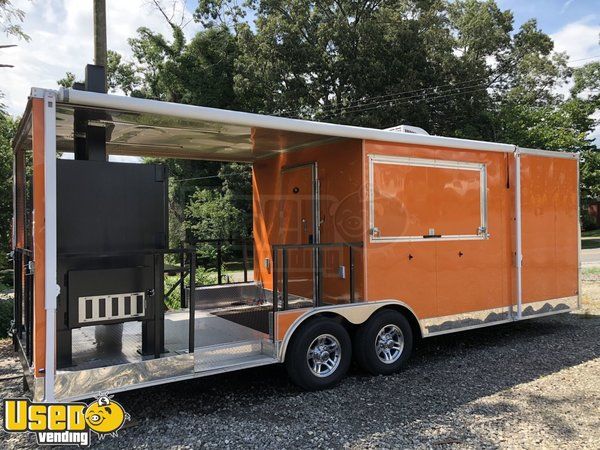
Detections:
368,154,489,243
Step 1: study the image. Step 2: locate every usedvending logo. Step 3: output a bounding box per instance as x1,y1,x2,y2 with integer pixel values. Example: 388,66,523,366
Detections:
3,394,130,446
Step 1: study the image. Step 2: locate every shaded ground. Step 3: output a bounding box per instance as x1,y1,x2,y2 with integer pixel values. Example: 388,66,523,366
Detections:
1,278,599,449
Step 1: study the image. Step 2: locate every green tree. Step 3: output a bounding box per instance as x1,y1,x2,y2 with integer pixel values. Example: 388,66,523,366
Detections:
115,22,246,248
1,0,29,109
185,187,248,262
0,0,29,41
107,0,600,233
124,24,238,106
0,113,16,269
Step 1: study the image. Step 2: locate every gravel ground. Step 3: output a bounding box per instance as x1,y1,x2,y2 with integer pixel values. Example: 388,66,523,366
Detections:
1,277,599,449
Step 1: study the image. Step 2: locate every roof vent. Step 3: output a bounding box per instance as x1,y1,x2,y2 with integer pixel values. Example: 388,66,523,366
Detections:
385,125,429,135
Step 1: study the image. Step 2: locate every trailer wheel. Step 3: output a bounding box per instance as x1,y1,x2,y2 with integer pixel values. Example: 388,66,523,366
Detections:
354,309,413,376
285,318,351,390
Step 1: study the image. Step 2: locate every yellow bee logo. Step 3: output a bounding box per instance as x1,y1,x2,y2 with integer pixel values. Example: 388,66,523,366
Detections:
84,395,129,438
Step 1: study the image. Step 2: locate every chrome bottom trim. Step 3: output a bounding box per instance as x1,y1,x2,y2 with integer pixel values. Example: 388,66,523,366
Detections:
423,306,512,337
194,339,274,372
53,352,279,402
54,353,194,401
520,296,578,318
422,296,579,337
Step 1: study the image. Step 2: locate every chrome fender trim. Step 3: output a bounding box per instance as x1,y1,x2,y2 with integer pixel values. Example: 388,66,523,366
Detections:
278,300,422,361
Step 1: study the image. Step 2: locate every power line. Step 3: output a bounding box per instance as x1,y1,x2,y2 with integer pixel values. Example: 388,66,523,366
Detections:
570,54,600,64
172,171,251,183
324,84,497,119
322,82,498,119
313,74,495,114
320,57,600,119
277,54,600,119
320,78,496,117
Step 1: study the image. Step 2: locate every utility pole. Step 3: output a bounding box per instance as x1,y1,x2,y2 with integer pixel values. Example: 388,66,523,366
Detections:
93,0,107,91
74,0,108,160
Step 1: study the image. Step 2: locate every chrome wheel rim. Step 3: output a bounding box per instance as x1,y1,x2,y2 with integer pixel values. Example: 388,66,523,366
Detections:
306,334,341,377
375,324,404,364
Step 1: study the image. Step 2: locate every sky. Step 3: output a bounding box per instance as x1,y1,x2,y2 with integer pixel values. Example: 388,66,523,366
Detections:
1,0,599,127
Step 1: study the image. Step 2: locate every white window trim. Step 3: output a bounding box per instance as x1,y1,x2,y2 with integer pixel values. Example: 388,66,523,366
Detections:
368,154,489,243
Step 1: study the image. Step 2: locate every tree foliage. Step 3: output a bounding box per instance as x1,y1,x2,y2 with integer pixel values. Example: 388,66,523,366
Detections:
57,0,600,236
0,113,16,268
0,0,29,41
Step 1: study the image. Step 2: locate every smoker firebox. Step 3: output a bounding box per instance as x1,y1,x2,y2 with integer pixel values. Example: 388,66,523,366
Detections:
56,159,168,368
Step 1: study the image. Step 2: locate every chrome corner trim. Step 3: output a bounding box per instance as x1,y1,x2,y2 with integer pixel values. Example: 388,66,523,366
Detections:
54,353,194,402
515,148,523,319
422,305,513,337
519,296,578,319
577,157,582,310
368,154,488,244
30,87,49,99
43,90,59,403
278,300,422,361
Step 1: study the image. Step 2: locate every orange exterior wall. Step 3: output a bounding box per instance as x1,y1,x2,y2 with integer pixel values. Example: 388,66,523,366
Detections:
32,99,46,377
260,137,578,331
253,139,365,302
520,155,579,303
363,140,515,320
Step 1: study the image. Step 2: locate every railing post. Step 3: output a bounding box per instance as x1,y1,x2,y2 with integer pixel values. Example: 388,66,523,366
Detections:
242,237,248,283
25,254,32,363
15,252,22,331
189,250,196,353
282,248,288,310
13,251,21,350
179,246,186,308
349,245,355,303
154,253,161,359
316,247,323,307
217,240,222,285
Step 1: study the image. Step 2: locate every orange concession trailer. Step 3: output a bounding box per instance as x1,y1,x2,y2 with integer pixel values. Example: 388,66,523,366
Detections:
12,88,580,401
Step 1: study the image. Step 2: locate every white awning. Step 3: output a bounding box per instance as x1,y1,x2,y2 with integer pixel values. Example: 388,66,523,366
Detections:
48,87,521,161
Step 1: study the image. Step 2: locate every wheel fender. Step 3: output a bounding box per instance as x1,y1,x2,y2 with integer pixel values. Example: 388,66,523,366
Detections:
278,300,422,361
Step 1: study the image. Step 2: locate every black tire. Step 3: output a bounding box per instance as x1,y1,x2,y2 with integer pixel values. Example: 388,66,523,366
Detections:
354,309,413,376
285,318,352,390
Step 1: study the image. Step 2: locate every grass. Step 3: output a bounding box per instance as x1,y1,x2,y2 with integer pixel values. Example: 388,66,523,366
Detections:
582,229,600,238
581,229,600,250
582,240,600,250
583,266,600,276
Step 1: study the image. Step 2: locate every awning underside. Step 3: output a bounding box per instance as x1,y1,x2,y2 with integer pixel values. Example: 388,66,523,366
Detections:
54,104,344,162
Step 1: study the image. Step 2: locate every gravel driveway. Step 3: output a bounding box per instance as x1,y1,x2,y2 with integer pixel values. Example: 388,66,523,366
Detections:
2,276,599,449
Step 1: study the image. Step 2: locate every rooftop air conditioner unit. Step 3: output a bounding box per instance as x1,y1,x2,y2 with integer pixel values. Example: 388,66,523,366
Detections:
385,125,429,135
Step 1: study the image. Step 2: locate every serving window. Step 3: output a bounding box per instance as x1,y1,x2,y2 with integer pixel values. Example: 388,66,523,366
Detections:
368,155,488,242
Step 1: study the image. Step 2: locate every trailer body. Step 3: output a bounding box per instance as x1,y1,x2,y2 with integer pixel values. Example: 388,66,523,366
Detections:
11,88,580,401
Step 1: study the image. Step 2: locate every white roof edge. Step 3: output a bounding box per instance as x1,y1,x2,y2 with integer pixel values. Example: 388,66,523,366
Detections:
517,147,580,160
58,88,518,153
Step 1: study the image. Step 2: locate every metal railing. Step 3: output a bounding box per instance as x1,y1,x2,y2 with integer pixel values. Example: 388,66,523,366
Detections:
271,242,363,313
192,238,253,285
164,238,253,307
12,247,34,365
